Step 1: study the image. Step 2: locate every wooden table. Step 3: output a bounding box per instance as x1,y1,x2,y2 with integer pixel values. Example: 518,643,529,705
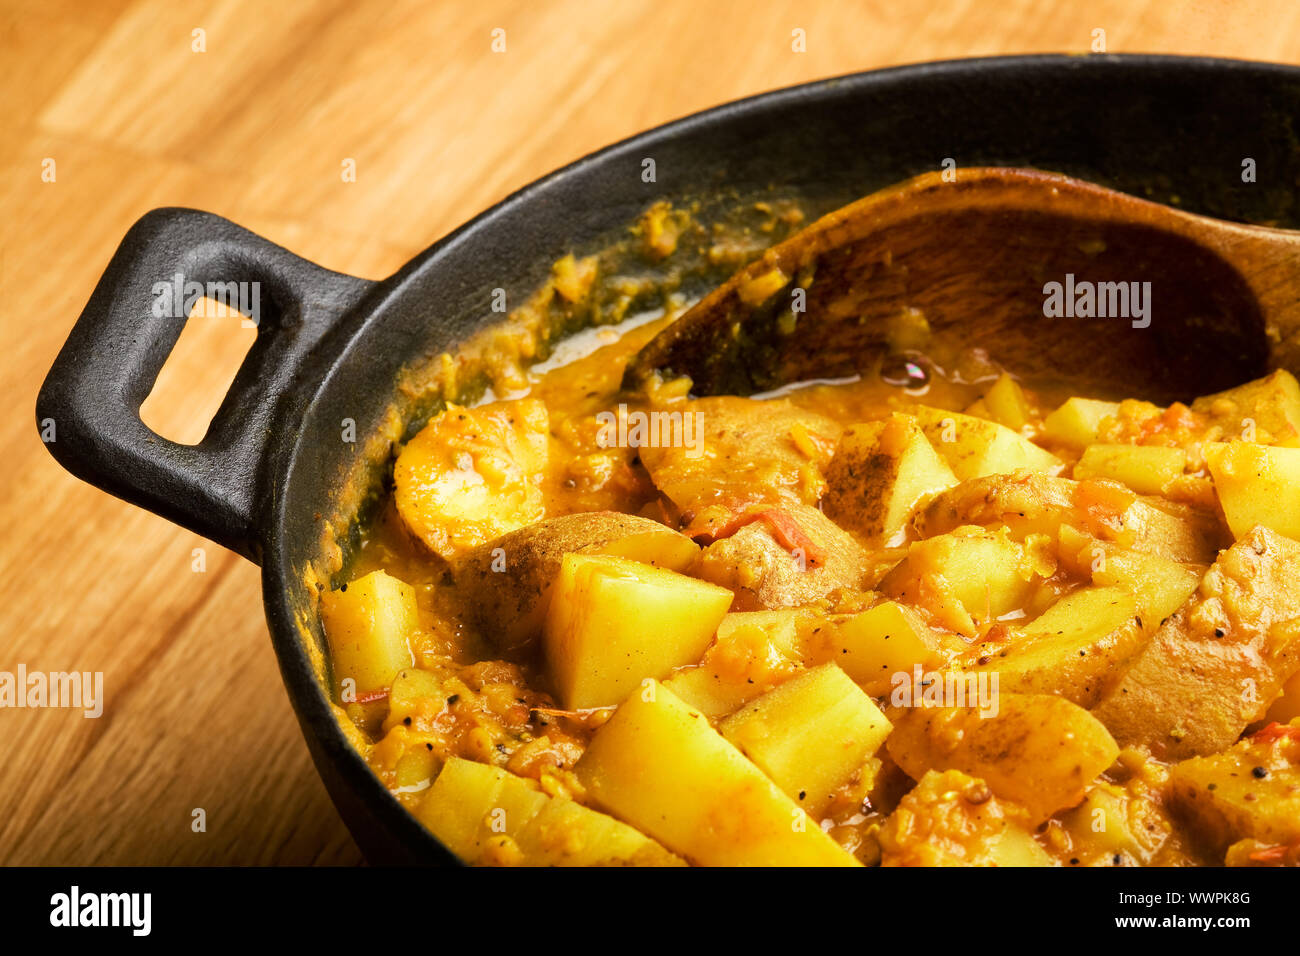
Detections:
3,0,1297,865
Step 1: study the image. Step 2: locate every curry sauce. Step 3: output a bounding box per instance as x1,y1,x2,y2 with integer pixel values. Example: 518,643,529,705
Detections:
321,295,1300,868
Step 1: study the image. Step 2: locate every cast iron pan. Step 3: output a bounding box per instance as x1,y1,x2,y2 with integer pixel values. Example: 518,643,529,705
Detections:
35,55,1300,865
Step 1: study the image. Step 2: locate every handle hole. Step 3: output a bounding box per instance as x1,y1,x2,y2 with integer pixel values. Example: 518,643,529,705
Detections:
140,296,258,445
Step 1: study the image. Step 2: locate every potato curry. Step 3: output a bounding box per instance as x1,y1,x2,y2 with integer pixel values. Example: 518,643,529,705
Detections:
321,296,1300,867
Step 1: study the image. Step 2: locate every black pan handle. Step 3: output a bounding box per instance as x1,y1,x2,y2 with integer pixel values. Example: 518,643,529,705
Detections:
36,208,376,563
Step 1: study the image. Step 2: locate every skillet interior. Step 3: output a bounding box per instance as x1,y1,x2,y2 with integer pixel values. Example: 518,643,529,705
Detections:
261,54,1300,863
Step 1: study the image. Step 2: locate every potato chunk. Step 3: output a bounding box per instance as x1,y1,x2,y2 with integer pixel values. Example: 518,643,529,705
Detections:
416,757,682,866
575,682,859,866
381,667,442,734
886,693,1119,824
454,512,698,654
1074,444,1187,496
1092,527,1300,759
320,570,417,698
720,663,892,815
696,502,868,610
916,472,1225,565
1059,776,1175,865
966,586,1145,706
980,373,1034,431
638,396,841,533
1168,721,1300,857
543,554,733,709
394,399,548,559
1042,397,1120,448
1056,524,1203,626
878,769,1053,867
515,796,686,866
1205,441,1300,540
822,413,957,546
908,406,1063,479
880,527,1052,637
663,609,812,718
1192,369,1300,447
830,601,956,695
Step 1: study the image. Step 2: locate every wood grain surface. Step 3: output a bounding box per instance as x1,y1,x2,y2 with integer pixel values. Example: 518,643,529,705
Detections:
2,0,1297,865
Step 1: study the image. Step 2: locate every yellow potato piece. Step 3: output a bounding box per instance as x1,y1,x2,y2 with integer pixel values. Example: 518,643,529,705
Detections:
1205,440,1300,540
1266,669,1300,724
909,405,1063,479
1057,524,1202,626
575,682,859,866
1060,781,1172,864
543,554,733,710
918,472,1225,565
966,586,1144,707
1168,720,1300,856
981,373,1034,431
1092,527,1300,759
320,570,416,698
1192,369,1300,446
1041,397,1121,448
880,527,1051,637
1074,443,1187,496
830,600,953,695
720,663,892,815
453,512,699,654
663,609,811,718
417,757,682,866
823,413,957,546
381,667,442,734
887,693,1119,824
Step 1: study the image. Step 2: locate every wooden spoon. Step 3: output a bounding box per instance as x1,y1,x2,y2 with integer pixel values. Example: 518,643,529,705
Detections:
625,167,1300,404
